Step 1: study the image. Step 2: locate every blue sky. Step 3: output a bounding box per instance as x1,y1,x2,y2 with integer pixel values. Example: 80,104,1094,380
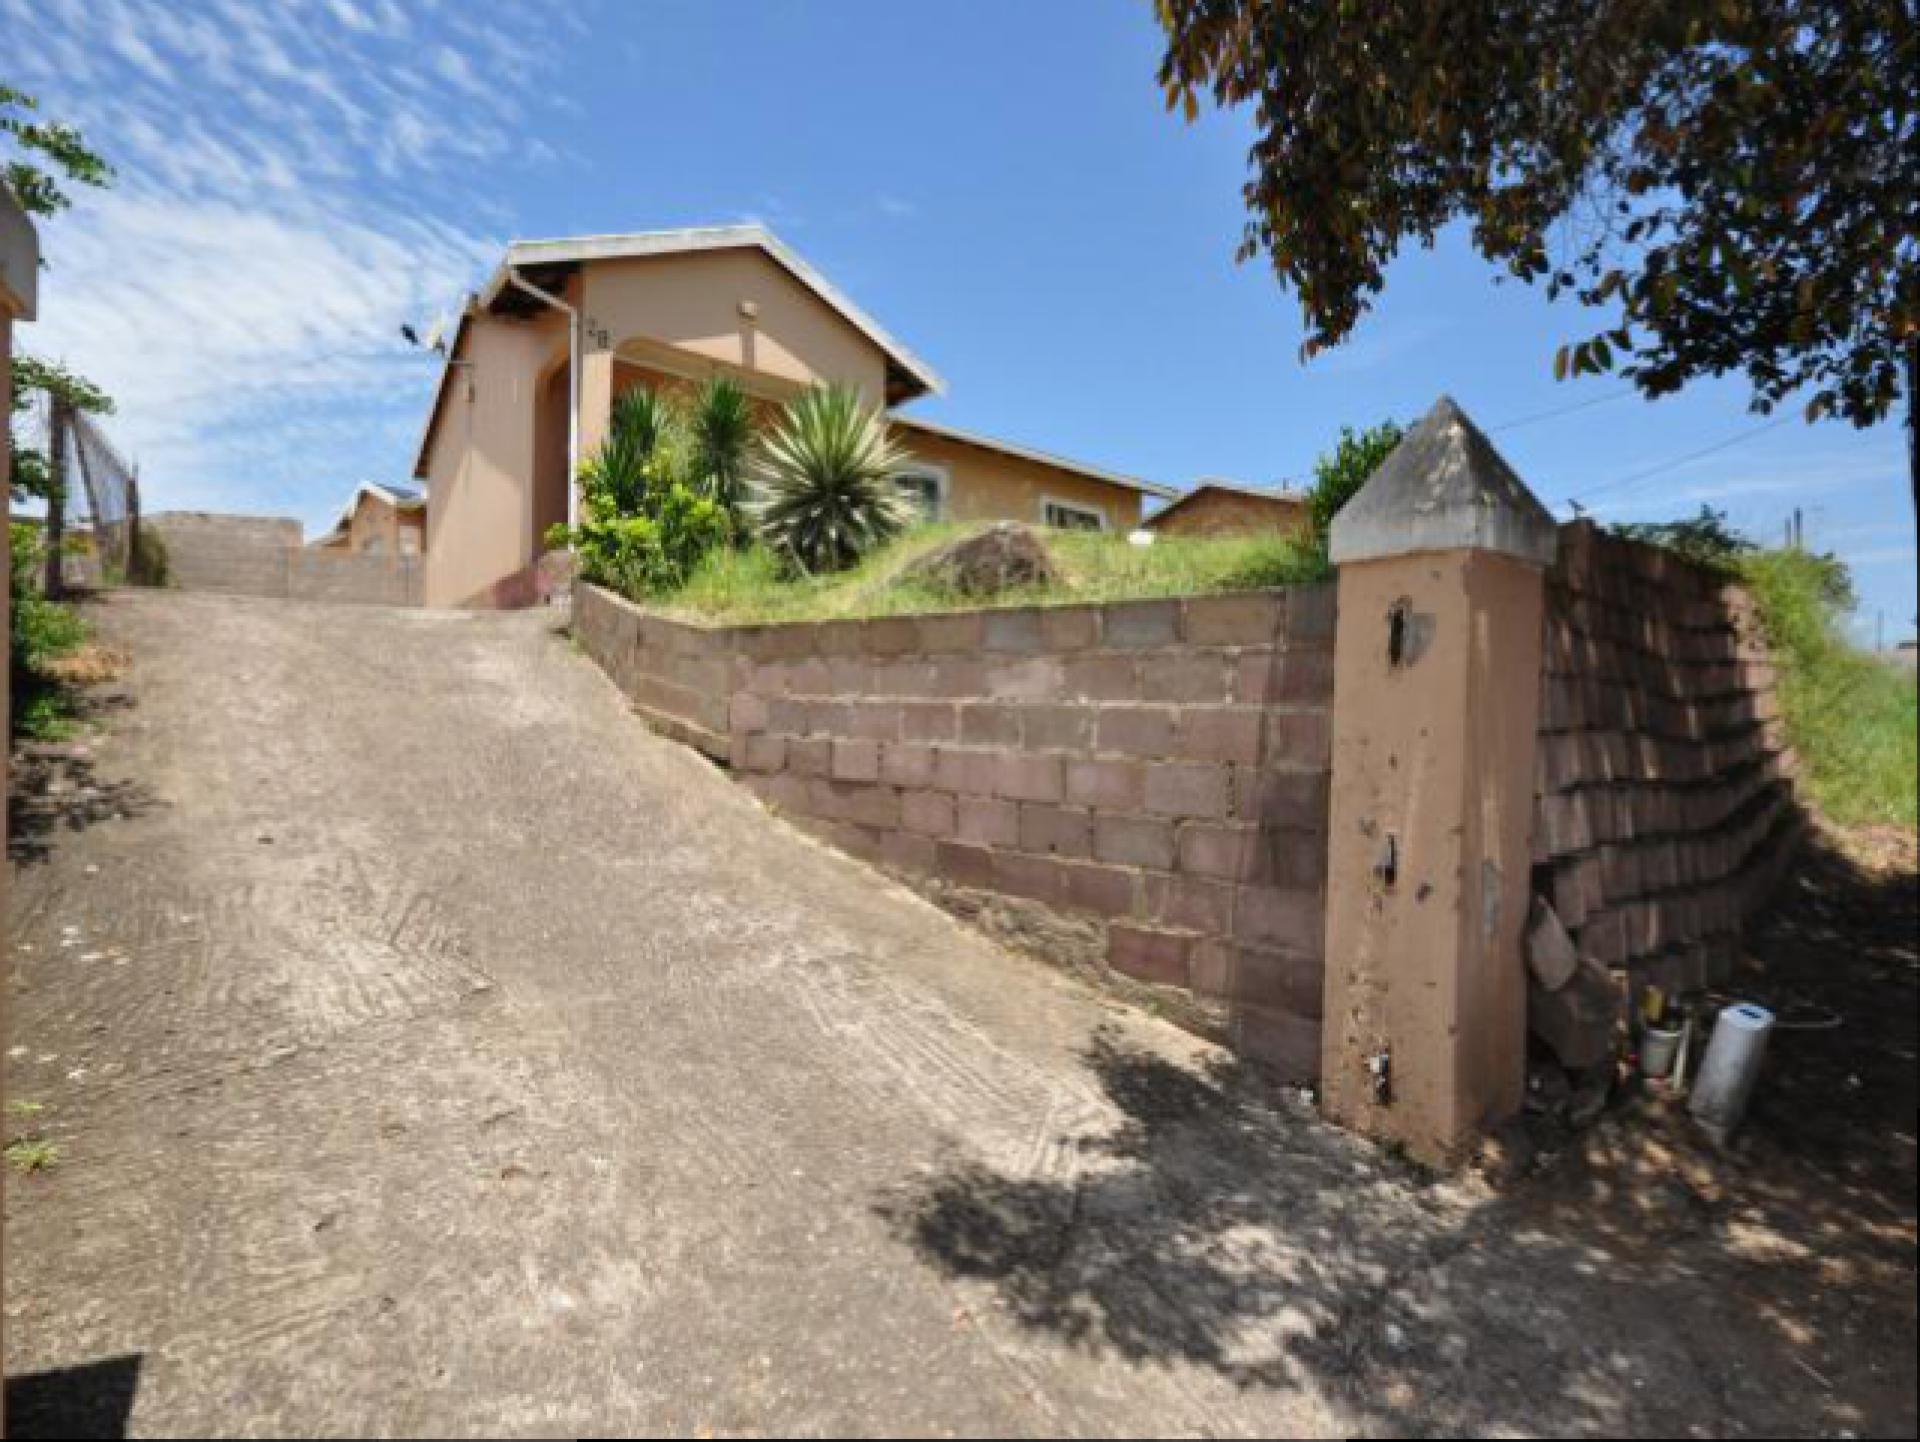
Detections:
10,0,1914,640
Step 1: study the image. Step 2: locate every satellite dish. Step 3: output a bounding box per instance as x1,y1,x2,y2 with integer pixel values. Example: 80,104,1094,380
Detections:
423,315,448,354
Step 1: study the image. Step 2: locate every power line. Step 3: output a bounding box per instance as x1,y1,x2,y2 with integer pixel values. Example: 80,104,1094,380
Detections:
1488,387,1636,434
1569,415,1794,508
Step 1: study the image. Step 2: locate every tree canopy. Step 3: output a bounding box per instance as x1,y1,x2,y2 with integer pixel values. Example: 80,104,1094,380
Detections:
1155,1,1916,447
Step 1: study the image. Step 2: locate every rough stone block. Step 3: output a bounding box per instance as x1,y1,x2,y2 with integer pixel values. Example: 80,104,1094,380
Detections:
787,736,831,777
1065,758,1146,811
992,851,1066,906
899,701,959,743
1094,814,1177,870
1525,895,1580,990
985,656,1067,702
1019,804,1093,858
831,739,882,782
935,840,995,889
740,733,787,774
917,612,985,654
1061,861,1138,916
1096,705,1178,758
1191,942,1323,1017
1177,822,1254,880
956,796,1020,848
983,608,1047,653
1139,650,1230,702
960,702,1021,746
1108,925,1193,987
1178,707,1264,765
993,752,1064,804
730,692,770,735
1040,606,1101,650
879,828,938,874
881,743,939,789
1182,592,1285,646
1019,703,1094,751
1528,959,1621,1069
1141,873,1234,933
1102,599,1181,649
1062,653,1138,701
1144,763,1232,820
934,747,999,797
901,789,957,838
1232,885,1323,952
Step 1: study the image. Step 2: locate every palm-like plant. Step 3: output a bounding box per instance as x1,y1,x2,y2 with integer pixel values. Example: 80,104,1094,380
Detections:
749,385,914,574
583,386,676,516
688,376,756,516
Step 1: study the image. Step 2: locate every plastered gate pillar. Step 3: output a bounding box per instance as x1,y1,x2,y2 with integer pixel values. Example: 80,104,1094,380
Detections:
1320,396,1559,1165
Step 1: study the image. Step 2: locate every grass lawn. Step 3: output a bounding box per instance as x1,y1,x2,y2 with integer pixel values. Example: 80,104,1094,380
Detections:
652,522,1325,626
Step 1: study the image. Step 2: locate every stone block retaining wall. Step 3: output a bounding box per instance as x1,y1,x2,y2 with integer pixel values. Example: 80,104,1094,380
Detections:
577,519,1803,1082
1534,521,1800,997
575,582,1337,1074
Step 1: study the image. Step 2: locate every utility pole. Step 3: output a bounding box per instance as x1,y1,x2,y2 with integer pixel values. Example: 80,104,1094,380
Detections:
44,396,69,598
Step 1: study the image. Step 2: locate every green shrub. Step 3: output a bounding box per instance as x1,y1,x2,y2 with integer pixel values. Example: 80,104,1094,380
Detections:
549,386,735,598
748,384,914,575
1284,419,1405,580
10,522,86,673
129,523,171,587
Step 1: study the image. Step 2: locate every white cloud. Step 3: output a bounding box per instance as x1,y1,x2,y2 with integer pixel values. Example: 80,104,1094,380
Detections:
5,0,563,527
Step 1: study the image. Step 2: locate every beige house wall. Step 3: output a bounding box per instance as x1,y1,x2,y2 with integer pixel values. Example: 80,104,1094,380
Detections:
424,310,564,607
894,426,1148,531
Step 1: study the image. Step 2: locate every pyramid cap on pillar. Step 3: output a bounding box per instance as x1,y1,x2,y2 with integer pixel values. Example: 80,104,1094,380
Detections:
1330,396,1559,567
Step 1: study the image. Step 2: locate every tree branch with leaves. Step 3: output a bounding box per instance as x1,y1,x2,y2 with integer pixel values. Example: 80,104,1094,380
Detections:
1155,0,1918,508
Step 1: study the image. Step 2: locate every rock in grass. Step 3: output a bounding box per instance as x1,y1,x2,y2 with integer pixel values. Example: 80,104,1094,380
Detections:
903,523,1060,598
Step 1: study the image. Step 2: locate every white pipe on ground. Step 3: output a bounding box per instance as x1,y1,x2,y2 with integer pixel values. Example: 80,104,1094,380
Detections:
505,271,582,537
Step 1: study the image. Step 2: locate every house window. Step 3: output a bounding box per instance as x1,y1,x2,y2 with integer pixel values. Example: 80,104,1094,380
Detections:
895,465,949,522
1042,497,1107,532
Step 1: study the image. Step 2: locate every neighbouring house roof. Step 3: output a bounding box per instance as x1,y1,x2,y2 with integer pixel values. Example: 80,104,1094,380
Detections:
315,482,426,546
1145,477,1308,528
486,225,946,402
890,415,1179,501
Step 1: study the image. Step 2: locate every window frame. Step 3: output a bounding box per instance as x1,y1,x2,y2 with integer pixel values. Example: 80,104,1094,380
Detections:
1040,495,1109,532
894,461,951,522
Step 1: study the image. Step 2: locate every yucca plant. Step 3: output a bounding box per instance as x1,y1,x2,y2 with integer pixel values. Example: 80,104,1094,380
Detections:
688,376,756,517
749,385,914,575
582,385,677,516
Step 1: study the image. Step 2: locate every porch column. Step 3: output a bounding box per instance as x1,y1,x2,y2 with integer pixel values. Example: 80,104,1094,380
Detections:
1320,396,1559,1165
577,336,615,520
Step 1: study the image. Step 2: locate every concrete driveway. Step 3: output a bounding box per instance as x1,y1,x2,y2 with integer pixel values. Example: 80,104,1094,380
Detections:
6,591,1912,1437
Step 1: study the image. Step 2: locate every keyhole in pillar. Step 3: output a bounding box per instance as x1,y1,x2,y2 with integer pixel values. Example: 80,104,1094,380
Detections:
1374,832,1399,889
1387,599,1411,667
